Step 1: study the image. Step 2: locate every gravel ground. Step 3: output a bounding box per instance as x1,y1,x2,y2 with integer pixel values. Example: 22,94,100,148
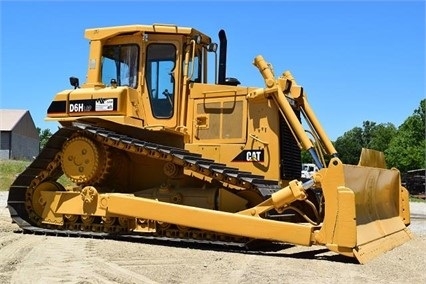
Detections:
0,191,425,284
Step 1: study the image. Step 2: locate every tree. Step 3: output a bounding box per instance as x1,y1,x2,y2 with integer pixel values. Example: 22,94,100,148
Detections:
385,99,426,172
334,126,364,164
334,121,397,165
368,123,397,153
301,150,312,163
37,127,53,150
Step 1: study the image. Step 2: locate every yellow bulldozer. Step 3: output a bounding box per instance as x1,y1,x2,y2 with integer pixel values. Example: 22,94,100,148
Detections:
8,24,412,264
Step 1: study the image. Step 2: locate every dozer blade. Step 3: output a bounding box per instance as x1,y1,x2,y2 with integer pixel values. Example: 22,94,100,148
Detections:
345,164,412,264
317,151,412,264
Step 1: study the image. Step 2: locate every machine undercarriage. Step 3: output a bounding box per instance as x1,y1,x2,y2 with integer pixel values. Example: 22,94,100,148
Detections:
8,125,321,247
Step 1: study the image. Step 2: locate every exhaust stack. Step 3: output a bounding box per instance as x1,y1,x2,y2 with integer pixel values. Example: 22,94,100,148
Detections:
218,29,227,85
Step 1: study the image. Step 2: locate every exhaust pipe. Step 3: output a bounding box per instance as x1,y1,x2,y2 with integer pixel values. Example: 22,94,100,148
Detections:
218,29,227,85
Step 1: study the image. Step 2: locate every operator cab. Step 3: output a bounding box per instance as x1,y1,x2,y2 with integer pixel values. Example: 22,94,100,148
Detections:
55,24,240,132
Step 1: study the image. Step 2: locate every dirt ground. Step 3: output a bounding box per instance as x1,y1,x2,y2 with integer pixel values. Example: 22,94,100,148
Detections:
0,191,425,284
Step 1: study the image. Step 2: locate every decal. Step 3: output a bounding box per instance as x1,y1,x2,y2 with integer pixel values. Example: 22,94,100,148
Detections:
68,98,117,113
70,103,91,112
232,149,264,162
95,98,114,111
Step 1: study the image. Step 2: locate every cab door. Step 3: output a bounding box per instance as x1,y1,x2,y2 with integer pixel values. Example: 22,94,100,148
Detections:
142,35,182,129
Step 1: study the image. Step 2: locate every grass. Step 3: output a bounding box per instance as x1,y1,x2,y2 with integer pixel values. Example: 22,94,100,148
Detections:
0,160,30,191
0,159,74,191
409,196,426,202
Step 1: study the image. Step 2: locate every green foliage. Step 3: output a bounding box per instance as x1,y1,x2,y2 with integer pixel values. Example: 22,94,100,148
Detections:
37,127,53,150
368,123,397,152
410,196,426,203
333,99,425,171
334,121,397,165
0,160,30,191
334,126,364,164
301,150,312,163
0,160,74,191
385,99,426,172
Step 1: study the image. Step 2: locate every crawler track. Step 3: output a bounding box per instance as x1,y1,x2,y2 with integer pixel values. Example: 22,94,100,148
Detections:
7,124,282,247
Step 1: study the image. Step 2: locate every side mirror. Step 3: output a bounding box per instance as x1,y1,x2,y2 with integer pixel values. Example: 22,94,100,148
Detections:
69,77,80,89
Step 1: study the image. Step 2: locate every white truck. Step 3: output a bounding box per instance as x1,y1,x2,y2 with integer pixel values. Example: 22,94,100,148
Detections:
301,163,319,179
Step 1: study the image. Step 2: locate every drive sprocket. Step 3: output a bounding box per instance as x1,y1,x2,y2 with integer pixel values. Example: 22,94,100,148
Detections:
61,135,111,185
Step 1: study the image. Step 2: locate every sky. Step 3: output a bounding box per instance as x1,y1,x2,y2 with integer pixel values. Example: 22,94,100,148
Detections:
0,0,425,140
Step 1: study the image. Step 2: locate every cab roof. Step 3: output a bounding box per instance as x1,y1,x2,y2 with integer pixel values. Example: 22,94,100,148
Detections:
85,24,212,43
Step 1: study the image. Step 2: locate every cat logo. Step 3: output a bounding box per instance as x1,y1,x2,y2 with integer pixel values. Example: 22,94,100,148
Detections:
246,151,262,161
232,149,264,162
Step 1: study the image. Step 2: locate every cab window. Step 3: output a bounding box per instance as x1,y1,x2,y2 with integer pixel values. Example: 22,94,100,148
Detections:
145,43,176,118
101,44,139,88
190,47,202,83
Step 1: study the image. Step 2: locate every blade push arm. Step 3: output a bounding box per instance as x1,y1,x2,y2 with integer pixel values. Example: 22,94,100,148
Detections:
251,55,337,168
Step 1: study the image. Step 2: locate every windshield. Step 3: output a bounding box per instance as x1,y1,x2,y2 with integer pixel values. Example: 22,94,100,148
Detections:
101,44,139,88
